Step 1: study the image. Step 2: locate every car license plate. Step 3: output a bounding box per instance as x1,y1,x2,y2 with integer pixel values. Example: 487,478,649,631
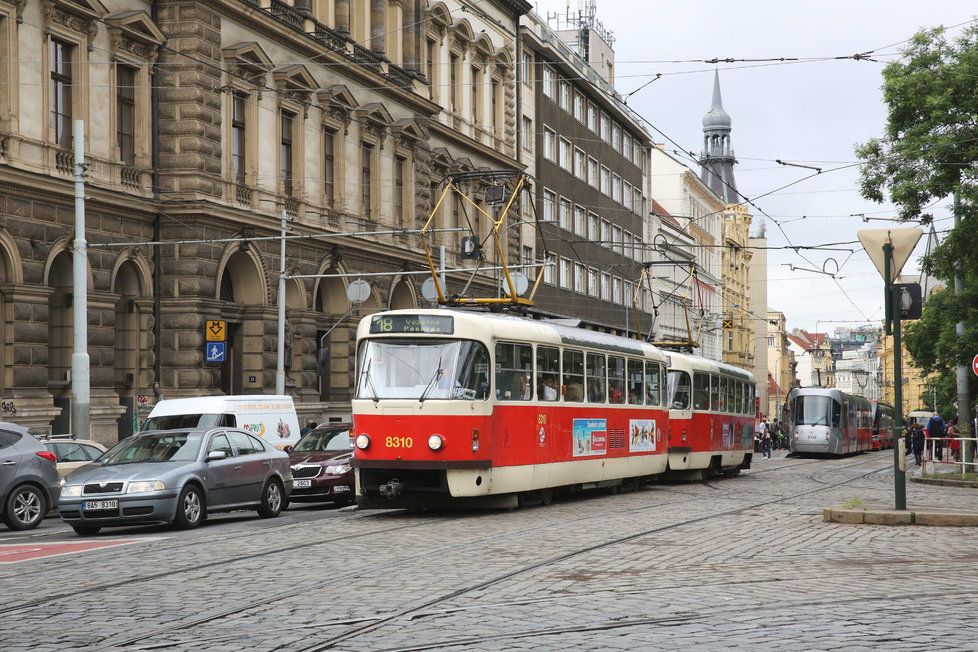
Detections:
83,500,118,510
334,485,351,493
808,435,817,440
294,479,311,488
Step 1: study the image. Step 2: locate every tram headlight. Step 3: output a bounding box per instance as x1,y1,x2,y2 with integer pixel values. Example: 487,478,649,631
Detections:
428,434,444,451
355,434,371,450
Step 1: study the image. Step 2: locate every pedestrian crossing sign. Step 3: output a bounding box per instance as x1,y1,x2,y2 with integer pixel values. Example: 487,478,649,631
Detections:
205,342,226,364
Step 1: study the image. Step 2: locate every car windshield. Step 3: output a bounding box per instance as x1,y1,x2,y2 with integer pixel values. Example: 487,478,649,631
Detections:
100,432,203,465
793,395,834,426
356,339,490,400
294,430,351,453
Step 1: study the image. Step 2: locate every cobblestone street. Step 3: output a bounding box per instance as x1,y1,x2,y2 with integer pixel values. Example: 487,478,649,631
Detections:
3,451,977,651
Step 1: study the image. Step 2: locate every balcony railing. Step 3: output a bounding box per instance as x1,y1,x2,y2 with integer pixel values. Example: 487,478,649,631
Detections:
284,196,300,217
55,148,73,175
314,22,347,52
234,183,252,205
384,63,414,89
121,166,141,191
349,41,384,71
268,0,304,31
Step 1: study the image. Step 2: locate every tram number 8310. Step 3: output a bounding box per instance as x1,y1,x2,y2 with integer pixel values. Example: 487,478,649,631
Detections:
386,436,414,448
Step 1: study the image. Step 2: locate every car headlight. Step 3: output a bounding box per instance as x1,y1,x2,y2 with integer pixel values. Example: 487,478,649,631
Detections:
325,464,352,475
61,485,83,497
127,481,166,493
355,434,370,450
428,434,444,451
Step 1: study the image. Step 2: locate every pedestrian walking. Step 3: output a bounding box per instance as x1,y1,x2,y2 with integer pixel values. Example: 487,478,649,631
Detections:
761,425,773,460
927,413,946,461
755,418,767,453
947,419,960,462
912,423,926,467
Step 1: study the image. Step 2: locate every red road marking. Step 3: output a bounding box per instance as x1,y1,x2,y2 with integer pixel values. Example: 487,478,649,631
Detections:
0,539,148,563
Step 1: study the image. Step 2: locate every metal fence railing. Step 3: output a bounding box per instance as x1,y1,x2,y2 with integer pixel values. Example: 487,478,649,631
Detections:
922,437,978,476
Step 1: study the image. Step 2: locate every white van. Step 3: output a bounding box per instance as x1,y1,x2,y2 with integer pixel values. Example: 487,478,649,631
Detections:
143,395,302,449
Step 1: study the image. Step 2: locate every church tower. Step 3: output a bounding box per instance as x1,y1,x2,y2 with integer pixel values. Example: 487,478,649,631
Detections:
700,70,738,203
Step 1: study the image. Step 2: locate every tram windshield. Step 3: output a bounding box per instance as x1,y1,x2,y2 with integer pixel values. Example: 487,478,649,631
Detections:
356,339,490,401
793,395,840,426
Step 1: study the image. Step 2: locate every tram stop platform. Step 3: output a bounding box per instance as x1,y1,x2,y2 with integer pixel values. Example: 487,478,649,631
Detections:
823,504,978,526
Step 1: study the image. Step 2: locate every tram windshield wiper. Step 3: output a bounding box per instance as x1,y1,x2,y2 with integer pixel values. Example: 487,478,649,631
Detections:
418,351,445,405
361,357,379,404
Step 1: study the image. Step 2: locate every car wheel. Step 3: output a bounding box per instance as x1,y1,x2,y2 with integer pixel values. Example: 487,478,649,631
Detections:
72,525,101,536
257,479,284,519
173,484,204,530
4,485,46,531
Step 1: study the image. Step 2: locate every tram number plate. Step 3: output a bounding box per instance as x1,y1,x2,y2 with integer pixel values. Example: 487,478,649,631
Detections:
83,500,118,510
386,436,414,448
294,480,311,488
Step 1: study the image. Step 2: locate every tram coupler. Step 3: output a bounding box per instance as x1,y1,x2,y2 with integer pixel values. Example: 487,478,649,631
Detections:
379,478,404,500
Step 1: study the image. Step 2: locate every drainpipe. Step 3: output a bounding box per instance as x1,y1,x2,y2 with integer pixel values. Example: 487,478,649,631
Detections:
151,3,162,403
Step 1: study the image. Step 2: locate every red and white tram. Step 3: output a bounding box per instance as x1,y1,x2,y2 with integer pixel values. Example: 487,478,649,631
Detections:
351,309,754,509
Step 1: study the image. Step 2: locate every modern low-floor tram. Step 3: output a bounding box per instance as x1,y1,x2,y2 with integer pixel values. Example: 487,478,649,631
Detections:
351,309,755,509
788,387,894,456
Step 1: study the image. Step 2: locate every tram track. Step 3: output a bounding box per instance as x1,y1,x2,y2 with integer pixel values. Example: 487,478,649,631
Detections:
285,456,894,652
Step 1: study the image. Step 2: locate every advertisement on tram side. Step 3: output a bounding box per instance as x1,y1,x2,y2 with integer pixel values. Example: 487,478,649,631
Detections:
629,419,657,452
573,418,607,456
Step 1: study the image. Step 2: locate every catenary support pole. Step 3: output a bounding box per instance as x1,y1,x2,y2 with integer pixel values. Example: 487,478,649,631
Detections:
885,242,907,510
952,191,972,463
71,120,91,437
276,209,287,396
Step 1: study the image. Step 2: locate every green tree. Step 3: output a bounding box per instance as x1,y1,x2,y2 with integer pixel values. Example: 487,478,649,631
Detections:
856,22,978,432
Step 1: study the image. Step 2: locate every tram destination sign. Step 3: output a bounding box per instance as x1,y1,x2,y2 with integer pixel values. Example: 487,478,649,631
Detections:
370,314,454,335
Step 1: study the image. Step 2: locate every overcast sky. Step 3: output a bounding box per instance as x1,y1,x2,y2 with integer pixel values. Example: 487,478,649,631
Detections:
533,0,972,334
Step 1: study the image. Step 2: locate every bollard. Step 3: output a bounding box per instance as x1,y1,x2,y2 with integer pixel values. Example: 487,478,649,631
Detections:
898,439,907,473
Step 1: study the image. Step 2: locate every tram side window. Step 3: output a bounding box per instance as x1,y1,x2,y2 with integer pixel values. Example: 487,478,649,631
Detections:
586,353,607,403
693,372,710,411
667,369,691,410
645,362,663,406
562,349,585,402
717,376,727,413
495,342,533,401
627,359,644,405
455,341,491,400
832,400,842,427
608,356,626,404
735,381,744,414
537,346,560,402
709,374,720,412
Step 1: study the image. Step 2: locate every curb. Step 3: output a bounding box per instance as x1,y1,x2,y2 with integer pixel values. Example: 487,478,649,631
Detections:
909,476,978,489
822,507,978,527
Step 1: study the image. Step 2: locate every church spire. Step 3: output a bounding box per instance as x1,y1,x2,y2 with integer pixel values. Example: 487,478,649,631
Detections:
700,70,738,203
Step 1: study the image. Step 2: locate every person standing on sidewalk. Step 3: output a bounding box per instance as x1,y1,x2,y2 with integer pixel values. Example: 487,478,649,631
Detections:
761,425,773,460
912,423,926,467
927,412,946,461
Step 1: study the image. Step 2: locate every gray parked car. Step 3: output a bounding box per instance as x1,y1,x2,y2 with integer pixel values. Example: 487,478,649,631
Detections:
59,428,293,536
0,422,61,530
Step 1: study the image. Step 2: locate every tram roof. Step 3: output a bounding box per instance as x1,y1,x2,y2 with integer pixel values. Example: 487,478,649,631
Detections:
666,350,753,381
358,309,666,360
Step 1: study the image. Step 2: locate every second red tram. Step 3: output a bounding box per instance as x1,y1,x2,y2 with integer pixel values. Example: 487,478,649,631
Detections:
352,309,755,508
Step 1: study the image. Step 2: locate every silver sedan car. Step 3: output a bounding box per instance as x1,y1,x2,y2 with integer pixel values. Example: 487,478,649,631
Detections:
58,428,293,536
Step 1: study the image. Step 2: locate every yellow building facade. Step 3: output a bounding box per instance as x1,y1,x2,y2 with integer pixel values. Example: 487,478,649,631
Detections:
879,333,931,414
722,205,753,368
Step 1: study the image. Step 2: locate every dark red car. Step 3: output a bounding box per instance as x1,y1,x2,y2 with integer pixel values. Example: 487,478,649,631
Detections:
287,424,355,505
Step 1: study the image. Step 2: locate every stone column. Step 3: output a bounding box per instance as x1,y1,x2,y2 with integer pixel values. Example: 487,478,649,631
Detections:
335,0,351,37
370,0,387,56
389,0,404,67
401,0,417,71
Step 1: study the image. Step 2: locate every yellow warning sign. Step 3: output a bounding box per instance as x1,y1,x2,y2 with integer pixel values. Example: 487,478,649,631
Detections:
206,320,227,342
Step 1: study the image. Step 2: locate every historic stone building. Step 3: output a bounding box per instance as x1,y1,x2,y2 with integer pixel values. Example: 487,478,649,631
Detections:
0,0,530,443
519,10,654,334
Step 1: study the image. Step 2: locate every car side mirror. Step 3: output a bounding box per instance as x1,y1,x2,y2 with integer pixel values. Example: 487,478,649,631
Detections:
283,445,293,453
206,450,227,462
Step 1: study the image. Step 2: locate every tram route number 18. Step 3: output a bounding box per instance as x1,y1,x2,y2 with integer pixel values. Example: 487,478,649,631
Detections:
386,436,414,448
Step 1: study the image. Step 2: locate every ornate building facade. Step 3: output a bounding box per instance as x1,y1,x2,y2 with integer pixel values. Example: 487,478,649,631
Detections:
0,0,530,443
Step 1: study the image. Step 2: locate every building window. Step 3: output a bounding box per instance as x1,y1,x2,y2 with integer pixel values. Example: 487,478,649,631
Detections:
559,258,572,289
574,147,585,179
50,39,73,149
116,66,136,165
323,128,335,207
559,197,571,230
521,51,532,86
426,38,436,87
281,111,295,196
612,122,621,152
544,255,555,284
471,66,481,124
450,53,459,111
600,112,610,141
361,141,373,218
559,80,570,111
542,65,555,98
612,173,622,204
588,268,598,297
543,189,556,221
522,245,534,268
766,335,775,347
231,92,247,183
573,91,583,121
574,263,585,293
601,272,611,301
623,181,633,211
522,116,533,151
612,226,622,254
600,165,610,195
727,329,734,351
613,277,623,304
587,102,597,132
558,137,571,171
623,133,632,159
588,212,599,240
491,79,499,132
587,157,598,188
574,205,586,236
600,220,610,247
394,155,406,225
543,126,556,161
